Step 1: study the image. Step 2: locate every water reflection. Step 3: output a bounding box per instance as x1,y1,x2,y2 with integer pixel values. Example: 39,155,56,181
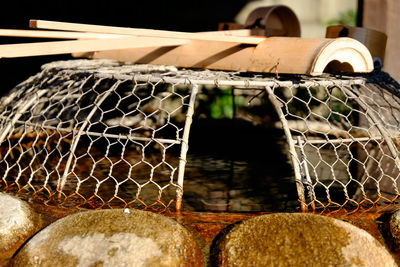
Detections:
183,118,299,212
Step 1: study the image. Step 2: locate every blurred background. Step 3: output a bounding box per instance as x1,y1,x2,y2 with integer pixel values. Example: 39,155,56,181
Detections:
0,0,398,94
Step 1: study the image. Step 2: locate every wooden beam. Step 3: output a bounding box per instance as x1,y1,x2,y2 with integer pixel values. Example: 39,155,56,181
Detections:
0,28,256,59
0,27,255,59
0,29,125,39
29,19,266,45
0,37,187,58
200,29,253,37
0,28,253,40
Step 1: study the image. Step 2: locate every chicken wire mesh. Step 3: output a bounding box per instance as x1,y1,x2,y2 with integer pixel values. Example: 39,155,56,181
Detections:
0,59,399,212
270,72,400,211
0,60,197,210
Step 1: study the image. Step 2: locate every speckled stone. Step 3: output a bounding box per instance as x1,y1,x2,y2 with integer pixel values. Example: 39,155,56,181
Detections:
213,213,396,267
389,210,400,246
0,193,41,259
13,208,202,267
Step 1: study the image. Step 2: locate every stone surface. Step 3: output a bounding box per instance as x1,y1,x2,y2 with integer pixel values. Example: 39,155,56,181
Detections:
0,193,41,258
213,213,396,266
389,210,400,246
13,208,203,267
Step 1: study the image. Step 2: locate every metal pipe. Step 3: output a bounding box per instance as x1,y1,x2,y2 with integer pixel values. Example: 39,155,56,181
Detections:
265,85,307,212
175,84,198,211
54,68,366,89
293,135,396,145
296,136,316,210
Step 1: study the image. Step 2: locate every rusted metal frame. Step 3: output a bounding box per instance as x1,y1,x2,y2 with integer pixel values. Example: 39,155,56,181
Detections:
265,84,307,212
176,83,199,211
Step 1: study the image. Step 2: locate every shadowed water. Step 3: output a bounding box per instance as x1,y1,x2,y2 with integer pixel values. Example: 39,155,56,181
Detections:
0,118,300,212
183,118,299,212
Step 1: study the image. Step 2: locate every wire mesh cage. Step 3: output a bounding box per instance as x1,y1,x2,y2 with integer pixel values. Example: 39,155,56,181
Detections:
271,73,400,211
0,59,399,212
0,60,196,210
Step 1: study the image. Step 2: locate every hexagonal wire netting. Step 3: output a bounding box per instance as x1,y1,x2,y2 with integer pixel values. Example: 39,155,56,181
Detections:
0,59,399,212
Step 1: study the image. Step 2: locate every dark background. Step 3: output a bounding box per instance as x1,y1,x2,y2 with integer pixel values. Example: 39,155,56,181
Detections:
0,0,248,94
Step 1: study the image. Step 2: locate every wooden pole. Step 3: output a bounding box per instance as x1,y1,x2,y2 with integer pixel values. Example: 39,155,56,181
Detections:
0,28,253,40
0,29,125,39
0,37,187,58
29,19,266,45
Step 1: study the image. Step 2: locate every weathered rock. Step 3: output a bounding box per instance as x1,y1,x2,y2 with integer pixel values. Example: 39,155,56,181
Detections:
0,193,41,258
13,208,202,267
213,213,396,266
389,210,400,246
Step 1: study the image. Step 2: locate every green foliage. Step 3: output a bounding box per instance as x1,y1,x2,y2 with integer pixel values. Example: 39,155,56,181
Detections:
209,88,246,119
196,87,246,119
330,100,352,122
324,9,357,27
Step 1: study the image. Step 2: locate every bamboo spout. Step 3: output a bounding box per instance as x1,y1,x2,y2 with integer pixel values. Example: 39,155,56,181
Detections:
89,37,374,75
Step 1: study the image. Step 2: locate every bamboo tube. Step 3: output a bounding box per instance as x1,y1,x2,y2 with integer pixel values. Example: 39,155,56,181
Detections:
0,19,373,75
89,37,374,75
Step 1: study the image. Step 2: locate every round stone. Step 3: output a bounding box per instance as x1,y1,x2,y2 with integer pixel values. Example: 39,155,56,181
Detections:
13,209,202,266
0,193,41,259
389,210,400,245
213,213,396,266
